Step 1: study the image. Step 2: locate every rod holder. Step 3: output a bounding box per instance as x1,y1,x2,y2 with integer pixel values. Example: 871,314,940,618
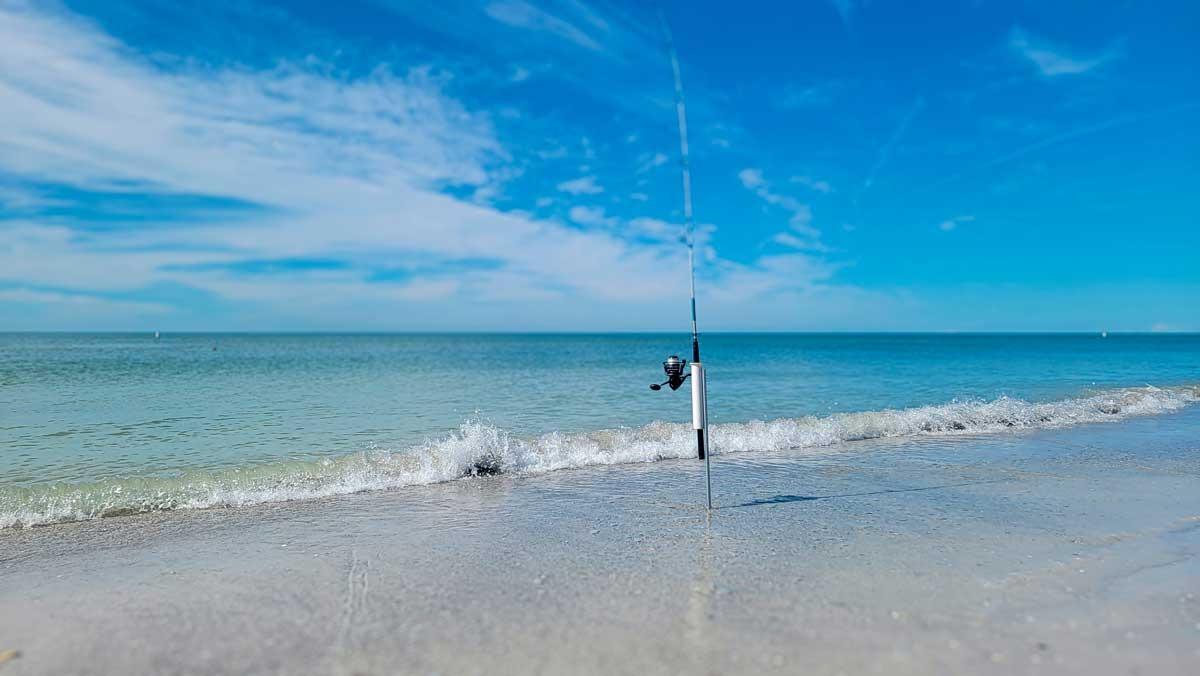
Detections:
691,362,707,437
692,362,712,510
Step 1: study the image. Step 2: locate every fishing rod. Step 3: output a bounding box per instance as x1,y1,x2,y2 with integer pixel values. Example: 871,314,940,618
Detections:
648,12,712,510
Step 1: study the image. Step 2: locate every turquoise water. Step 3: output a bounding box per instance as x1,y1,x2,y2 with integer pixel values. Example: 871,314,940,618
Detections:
2,333,1198,527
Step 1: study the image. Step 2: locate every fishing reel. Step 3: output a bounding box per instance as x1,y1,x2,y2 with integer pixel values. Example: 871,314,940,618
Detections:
649,355,690,391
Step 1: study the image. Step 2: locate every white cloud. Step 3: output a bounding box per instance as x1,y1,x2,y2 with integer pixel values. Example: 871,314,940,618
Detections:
738,168,822,249
483,1,602,51
0,6,501,191
0,287,170,314
709,253,839,304
772,232,808,249
1010,28,1122,77
938,215,975,232
556,175,603,195
536,144,568,160
0,5,681,309
567,205,615,227
628,217,682,243
566,211,684,246
738,168,766,189
636,152,669,173
630,192,649,202
790,175,834,194
0,2,881,330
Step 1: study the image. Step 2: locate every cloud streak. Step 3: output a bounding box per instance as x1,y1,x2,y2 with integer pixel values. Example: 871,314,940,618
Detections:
0,2,866,330
484,0,603,52
938,215,975,232
738,168,824,250
556,175,604,195
1009,27,1122,77
926,102,1200,190
858,97,925,199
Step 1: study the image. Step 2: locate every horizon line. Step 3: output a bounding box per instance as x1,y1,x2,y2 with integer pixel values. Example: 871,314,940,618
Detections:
2,330,1197,336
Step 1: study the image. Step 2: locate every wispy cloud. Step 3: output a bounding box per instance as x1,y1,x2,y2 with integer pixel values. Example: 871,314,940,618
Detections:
1009,27,1122,77
0,0,568,314
738,168,823,250
709,253,840,304
859,97,925,198
0,3,673,317
567,204,615,227
636,152,669,174
0,6,502,191
790,175,834,194
826,0,857,29
509,65,532,82
0,2,870,329
938,215,975,232
484,0,603,52
778,81,843,109
627,217,682,243
556,175,603,195
927,102,1200,189
0,286,171,314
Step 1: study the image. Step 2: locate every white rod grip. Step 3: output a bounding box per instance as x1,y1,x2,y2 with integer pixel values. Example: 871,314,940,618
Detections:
691,362,707,430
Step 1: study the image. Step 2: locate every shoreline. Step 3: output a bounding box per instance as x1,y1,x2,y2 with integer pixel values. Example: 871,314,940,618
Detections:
3,410,1199,675
4,383,1196,531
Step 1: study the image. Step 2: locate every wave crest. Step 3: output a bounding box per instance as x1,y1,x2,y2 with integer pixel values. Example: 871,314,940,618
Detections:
2,385,1195,529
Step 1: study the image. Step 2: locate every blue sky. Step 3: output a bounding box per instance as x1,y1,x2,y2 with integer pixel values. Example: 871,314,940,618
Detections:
0,0,1197,331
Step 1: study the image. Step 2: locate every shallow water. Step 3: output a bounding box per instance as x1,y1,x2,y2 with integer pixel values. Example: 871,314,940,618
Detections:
2,332,1198,527
3,408,1199,675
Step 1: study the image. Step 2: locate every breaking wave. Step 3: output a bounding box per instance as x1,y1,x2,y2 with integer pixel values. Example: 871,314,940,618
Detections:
2,384,1196,529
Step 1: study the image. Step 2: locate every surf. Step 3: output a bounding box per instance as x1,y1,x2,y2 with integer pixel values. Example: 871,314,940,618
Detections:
1,384,1196,529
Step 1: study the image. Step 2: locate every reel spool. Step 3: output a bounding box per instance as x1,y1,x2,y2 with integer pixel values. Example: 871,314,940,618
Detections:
649,355,689,391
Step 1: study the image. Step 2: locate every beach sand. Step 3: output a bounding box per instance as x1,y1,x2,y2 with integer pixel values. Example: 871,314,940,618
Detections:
2,409,1199,675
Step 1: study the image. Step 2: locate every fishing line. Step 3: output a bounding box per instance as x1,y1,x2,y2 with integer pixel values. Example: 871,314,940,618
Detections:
658,11,700,365
650,10,712,510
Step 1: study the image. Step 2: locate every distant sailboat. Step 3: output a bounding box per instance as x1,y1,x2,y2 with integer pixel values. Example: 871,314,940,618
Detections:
154,331,160,340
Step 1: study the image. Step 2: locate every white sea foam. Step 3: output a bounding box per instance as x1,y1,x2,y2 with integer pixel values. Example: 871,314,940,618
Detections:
2,385,1196,529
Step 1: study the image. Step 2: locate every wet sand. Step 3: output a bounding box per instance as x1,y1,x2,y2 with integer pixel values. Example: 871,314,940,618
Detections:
2,409,1199,675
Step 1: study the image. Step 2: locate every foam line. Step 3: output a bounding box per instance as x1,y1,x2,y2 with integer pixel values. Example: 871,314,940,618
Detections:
2,385,1195,529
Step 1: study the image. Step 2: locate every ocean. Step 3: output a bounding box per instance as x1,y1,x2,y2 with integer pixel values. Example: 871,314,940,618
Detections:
2,332,1198,529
